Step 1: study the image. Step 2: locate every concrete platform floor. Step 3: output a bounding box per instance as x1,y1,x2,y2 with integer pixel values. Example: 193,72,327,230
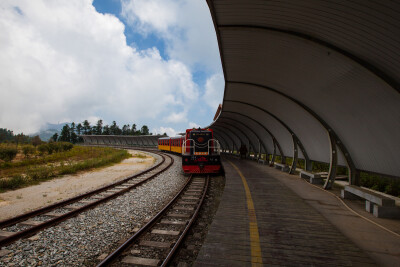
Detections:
194,156,400,266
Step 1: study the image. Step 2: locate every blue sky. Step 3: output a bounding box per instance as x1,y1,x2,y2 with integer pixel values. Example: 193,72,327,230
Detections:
0,0,224,136
94,0,168,59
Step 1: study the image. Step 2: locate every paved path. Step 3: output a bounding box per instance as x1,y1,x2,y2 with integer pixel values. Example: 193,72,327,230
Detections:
195,156,400,266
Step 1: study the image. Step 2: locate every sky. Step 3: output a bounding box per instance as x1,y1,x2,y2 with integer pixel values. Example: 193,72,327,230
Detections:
0,0,224,137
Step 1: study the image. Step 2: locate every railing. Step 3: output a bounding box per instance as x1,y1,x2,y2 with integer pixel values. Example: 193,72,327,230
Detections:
182,139,221,156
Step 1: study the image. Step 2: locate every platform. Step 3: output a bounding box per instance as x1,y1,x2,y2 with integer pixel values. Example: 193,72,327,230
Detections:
194,156,400,266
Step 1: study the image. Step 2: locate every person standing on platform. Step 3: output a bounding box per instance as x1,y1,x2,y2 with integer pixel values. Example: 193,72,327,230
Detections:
240,144,247,159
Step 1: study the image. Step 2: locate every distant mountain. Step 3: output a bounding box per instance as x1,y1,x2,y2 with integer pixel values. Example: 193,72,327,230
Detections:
41,122,69,132
31,122,70,141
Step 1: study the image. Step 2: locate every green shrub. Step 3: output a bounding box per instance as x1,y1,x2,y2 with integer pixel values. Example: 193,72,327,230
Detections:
37,144,48,156
0,146,130,192
48,142,57,153
60,142,73,151
133,153,147,159
0,147,18,162
46,143,55,154
26,166,54,181
22,145,36,158
0,175,25,190
312,161,330,173
360,172,400,198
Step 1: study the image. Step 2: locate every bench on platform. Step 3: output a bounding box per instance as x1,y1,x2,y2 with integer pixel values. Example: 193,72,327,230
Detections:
341,185,400,219
299,170,324,184
258,159,266,165
274,162,289,172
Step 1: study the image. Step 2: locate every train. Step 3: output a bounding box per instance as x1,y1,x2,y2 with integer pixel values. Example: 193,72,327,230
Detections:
158,128,222,174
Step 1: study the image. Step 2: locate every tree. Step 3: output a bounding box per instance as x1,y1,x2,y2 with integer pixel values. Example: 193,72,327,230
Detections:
131,124,137,135
76,123,83,135
103,125,110,135
110,121,121,135
122,124,130,135
83,120,91,135
51,133,58,142
69,123,78,144
140,125,150,135
0,128,14,143
31,135,42,146
59,124,71,142
95,120,103,135
15,133,28,147
70,131,78,144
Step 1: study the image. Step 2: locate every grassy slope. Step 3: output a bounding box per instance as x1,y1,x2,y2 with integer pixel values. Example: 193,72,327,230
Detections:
0,146,130,192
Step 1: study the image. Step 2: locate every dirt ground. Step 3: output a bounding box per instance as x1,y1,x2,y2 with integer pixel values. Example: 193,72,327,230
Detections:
0,150,155,221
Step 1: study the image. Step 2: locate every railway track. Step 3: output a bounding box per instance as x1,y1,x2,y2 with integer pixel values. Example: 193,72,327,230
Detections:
0,151,173,248
96,174,210,267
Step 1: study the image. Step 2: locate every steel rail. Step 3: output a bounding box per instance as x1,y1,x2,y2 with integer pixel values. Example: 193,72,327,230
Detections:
0,150,165,228
96,174,210,267
161,175,210,266
0,151,174,247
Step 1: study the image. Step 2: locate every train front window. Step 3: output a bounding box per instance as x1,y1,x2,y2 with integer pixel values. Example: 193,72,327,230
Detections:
190,131,212,144
190,131,212,152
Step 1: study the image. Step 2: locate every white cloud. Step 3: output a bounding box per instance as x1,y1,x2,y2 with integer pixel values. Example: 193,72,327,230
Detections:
0,0,199,134
153,126,178,137
87,116,102,126
203,73,224,109
121,0,178,34
164,112,187,124
188,122,200,129
121,0,222,73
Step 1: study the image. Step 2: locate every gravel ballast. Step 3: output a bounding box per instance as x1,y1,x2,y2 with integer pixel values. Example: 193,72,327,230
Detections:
0,152,187,266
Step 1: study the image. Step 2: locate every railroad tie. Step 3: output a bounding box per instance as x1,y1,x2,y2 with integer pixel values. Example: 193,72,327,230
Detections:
0,230,14,241
186,189,202,193
64,205,81,210
140,240,173,248
159,220,186,225
174,206,194,211
90,196,104,200
181,196,198,200
166,213,191,218
184,192,201,197
100,192,114,197
114,186,129,190
78,200,94,204
122,256,161,266
122,183,137,186
0,249,12,257
151,229,180,236
106,189,121,193
42,212,61,218
18,220,42,227
177,201,197,205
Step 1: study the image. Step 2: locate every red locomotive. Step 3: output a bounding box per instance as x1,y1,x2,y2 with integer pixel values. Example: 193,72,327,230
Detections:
158,128,222,174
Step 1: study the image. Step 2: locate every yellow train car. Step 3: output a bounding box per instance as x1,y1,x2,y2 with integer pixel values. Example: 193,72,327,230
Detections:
158,136,184,154
158,137,170,151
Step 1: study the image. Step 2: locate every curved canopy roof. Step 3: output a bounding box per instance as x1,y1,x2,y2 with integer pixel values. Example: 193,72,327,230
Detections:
207,0,400,180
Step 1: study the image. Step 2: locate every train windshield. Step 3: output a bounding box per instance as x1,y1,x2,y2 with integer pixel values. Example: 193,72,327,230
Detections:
190,131,212,152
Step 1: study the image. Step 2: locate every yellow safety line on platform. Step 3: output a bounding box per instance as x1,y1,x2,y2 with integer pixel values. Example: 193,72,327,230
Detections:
228,160,263,266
